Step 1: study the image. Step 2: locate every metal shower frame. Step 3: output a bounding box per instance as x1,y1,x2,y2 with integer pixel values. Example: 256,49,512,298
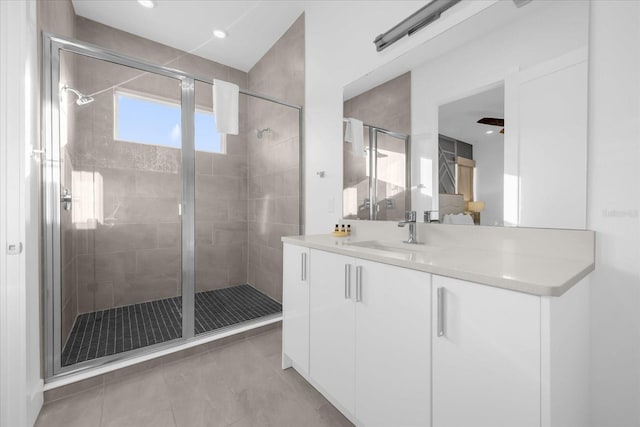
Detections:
344,118,411,220
365,125,411,220
42,33,304,380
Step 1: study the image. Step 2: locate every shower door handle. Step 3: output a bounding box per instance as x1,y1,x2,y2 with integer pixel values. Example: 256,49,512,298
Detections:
61,189,72,211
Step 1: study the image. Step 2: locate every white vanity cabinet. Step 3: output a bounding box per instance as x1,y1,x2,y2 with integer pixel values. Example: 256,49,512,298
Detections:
305,248,431,425
282,240,590,427
282,244,310,374
432,275,541,427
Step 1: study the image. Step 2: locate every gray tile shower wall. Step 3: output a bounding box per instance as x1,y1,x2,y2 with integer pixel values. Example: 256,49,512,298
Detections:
247,14,305,302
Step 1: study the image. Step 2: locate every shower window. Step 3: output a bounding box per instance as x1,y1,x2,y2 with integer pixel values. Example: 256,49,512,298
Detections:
115,91,225,154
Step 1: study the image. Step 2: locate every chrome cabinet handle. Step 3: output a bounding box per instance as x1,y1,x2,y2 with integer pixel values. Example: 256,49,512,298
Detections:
355,266,363,302
344,264,351,299
437,287,445,337
301,252,307,281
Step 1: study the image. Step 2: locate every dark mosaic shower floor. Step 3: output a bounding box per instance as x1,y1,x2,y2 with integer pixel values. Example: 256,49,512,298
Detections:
61,284,282,367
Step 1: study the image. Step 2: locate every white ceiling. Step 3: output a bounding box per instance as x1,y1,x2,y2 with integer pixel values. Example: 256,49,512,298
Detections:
71,0,306,72
439,85,504,146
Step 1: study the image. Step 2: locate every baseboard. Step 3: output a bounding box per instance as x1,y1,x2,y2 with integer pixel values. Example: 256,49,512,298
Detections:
28,380,44,427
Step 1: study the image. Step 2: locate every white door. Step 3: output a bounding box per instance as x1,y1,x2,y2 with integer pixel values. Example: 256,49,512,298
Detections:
504,48,588,228
432,275,541,427
309,249,356,414
282,244,310,373
355,259,431,427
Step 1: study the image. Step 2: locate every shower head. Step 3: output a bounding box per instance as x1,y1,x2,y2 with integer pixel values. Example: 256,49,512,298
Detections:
62,85,95,106
256,128,271,139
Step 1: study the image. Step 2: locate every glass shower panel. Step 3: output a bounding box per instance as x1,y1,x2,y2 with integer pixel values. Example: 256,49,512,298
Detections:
375,131,408,221
343,127,408,220
343,126,372,220
58,51,183,369
193,82,284,336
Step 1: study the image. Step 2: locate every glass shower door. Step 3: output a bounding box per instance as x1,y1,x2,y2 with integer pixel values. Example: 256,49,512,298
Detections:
50,48,185,373
342,125,410,221
374,130,410,221
44,34,296,379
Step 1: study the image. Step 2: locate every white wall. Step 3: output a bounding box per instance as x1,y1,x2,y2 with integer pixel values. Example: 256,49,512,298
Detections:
410,1,589,217
304,0,500,233
0,0,43,425
473,138,504,226
588,2,640,426
511,52,588,230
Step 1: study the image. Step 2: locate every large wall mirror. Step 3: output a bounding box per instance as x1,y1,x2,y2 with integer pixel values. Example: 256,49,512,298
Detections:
342,0,589,229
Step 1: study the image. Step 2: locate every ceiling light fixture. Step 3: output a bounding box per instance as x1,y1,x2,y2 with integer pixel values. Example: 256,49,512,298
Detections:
486,130,494,134
137,0,156,9
213,29,227,39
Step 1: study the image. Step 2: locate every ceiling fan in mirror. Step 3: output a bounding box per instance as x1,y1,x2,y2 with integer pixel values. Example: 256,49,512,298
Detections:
477,117,504,134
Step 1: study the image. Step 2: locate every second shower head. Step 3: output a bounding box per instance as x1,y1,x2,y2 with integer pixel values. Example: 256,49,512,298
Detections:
62,85,95,106
256,128,271,139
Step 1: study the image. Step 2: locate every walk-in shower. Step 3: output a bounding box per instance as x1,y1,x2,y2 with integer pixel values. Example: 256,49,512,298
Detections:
42,34,302,378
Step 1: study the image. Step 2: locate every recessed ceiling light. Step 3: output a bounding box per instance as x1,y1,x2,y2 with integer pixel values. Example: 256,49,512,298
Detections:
486,130,494,134
213,29,228,39
137,0,156,9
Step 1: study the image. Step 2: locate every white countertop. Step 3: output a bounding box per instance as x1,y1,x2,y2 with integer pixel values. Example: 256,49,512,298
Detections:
282,234,595,297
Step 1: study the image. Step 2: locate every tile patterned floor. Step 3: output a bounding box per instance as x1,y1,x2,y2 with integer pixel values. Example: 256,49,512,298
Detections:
37,327,353,427
62,284,282,367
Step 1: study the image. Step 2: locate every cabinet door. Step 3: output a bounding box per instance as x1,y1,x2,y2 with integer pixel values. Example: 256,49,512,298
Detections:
309,249,355,414
282,244,310,373
432,275,541,427
355,259,431,427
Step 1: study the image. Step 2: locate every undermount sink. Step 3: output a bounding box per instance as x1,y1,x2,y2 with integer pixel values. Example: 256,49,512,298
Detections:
346,240,440,256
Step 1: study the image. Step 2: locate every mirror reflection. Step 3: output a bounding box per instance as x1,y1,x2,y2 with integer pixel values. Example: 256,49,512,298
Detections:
343,0,589,229
438,85,504,226
343,73,411,221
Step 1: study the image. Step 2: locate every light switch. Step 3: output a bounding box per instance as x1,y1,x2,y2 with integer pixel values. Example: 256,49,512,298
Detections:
6,242,22,255
327,197,334,213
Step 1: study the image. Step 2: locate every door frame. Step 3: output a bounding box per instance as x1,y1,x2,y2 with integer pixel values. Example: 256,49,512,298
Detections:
0,1,43,425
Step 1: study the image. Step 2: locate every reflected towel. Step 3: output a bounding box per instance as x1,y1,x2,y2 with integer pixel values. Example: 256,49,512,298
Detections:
213,79,239,135
344,118,365,157
443,213,474,225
